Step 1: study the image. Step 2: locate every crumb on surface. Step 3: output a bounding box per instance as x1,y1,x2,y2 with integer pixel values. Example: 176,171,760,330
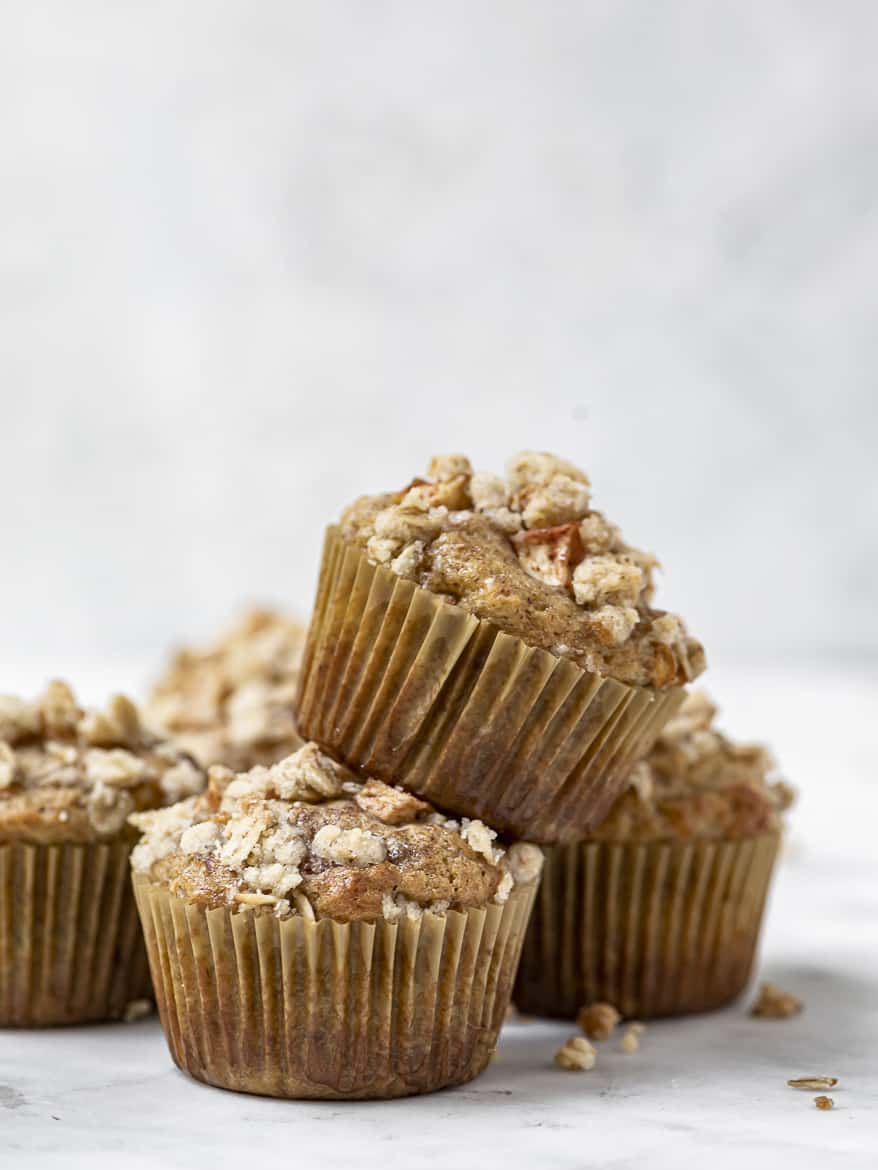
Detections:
751,982,803,1019
576,1001,621,1041
814,1096,834,1111
787,1076,838,1090
554,1035,597,1071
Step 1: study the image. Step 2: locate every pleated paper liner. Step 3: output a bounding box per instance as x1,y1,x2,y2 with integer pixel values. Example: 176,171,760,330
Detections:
133,875,537,1100
296,527,685,844
0,842,151,1026
514,832,779,1019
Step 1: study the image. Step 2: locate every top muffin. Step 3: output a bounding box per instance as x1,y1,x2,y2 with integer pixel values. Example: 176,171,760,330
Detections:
147,608,305,770
591,691,794,843
341,452,704,688
0,681,204,844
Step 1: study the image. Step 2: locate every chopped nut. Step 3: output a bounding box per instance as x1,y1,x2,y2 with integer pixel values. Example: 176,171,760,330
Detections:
554,1035,597,1071
354,779,430,825
513,523,585,591
787,1077,838,1091
751,982,803,1019
814,1096,834,1111
576,1002,621,1042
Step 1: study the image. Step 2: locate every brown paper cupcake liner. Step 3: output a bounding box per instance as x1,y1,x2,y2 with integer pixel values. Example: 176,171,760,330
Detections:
296,527,685,843
514,832,779,1019
134,875,536,1100
0,842,151,1026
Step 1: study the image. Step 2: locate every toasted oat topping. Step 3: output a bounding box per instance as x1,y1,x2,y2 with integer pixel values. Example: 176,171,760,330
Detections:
147,608,305,770
591,692,794,843
751,982,804,1019
130,742,542,923
0,682,204,844
577,1002,621,1042
340,453,705,689
554,1036,597,1071
788,1076,838,1090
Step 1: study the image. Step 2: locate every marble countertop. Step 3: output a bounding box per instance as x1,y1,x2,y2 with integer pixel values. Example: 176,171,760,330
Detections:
1,663,876,1169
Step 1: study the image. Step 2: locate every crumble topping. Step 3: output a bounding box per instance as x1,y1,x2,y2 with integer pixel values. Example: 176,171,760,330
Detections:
751,982,804,1019
554,1036,597,1071
130,742,543,923
0,682,205,844
147,608,305,770
590,691,794,843
340,452,705,688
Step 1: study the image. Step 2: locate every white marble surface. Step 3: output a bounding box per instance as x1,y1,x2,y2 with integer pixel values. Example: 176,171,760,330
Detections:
1,663,876,1168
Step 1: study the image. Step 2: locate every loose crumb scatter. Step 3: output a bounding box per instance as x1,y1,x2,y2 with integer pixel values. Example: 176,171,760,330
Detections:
787,1077,838,1090
122,998,153,1022
554,1036,597,1071
814,1096,834,1111
751,982,803,1019
576,1001,621,1041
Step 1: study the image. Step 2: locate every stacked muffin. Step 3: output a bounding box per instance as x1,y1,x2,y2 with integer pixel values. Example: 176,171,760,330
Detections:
1,449,786,1101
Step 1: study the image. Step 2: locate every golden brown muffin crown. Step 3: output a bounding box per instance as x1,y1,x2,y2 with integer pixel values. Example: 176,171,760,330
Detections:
340,452,704,688
130,741,542,923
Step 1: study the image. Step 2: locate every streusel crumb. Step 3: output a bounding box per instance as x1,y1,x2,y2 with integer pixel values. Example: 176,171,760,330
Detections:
147,608,305,770
554,1036,597,1071
0,682,204,845
576,1002,621,1041
340,452,705,689
751,982,803,1019
130,742,542,924
592,692,794,844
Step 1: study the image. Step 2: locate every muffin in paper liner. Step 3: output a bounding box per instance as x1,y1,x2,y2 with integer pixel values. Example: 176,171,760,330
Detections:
0,842,151,1026
133,874,537,1100
295,528,685,844
513,832,780,1020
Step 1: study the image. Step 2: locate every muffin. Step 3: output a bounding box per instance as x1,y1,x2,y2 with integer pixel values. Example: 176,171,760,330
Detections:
297,452,704,842
147,607,305,770
0,680,204,1025
130,741,542,1100
514,692,793,1019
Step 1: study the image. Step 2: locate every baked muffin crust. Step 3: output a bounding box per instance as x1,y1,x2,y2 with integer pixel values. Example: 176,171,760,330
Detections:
591,692,794,842
131,742,543,922
340,452,704,688
147,608,305,769
0,681,204,845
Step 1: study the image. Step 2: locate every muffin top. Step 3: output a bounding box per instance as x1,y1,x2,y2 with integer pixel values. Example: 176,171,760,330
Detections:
130,741,543,923
340,452,704,688
590,692,794,843
0,681,205,845
147,608,305,770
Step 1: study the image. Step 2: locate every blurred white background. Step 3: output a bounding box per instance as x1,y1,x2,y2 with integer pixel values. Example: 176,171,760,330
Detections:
2,2,877,678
